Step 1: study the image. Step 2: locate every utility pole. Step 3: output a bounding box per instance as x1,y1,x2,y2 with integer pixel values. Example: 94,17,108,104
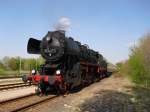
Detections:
36,58,37,71
19,57,21,75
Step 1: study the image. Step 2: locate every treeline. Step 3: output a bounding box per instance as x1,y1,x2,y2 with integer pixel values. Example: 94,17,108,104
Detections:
0,56,44,72
117,33,150,87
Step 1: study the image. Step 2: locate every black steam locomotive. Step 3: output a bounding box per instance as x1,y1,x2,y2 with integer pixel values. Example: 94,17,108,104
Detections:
23,30,107,94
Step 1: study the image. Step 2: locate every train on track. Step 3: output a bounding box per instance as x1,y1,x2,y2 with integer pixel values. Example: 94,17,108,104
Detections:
22,30,108,94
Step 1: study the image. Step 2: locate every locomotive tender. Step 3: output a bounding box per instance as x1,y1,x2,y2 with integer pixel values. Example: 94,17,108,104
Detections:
23,30,107,94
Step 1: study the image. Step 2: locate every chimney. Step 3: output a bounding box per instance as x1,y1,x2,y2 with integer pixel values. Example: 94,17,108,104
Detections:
58,30,65,34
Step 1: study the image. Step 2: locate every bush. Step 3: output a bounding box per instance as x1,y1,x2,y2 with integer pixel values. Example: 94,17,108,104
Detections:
128,49,148,84
119,33,150,87
0,68,4,74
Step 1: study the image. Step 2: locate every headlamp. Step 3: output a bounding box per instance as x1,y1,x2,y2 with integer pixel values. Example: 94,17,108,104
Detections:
56,70,61,75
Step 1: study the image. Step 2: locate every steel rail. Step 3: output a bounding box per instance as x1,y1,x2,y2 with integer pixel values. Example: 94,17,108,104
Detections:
0,83,34,91
10,95,58,112
0,93,36,104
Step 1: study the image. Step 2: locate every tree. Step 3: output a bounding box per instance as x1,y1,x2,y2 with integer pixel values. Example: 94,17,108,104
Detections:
8,57,18,70
2,56,10,70
121,33,150,87
0,61,5,70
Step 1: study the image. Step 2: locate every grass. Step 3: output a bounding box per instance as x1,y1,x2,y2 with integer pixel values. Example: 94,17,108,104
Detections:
0,70,29,76
0,69,5,75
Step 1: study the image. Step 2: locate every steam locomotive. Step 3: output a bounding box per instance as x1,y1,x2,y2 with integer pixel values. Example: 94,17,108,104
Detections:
23,30,107,94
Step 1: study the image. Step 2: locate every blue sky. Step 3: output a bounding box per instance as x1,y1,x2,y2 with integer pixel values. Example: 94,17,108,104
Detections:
0,0,150,63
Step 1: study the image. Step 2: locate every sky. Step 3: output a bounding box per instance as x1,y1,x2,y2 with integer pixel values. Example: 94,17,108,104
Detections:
0,0,150,64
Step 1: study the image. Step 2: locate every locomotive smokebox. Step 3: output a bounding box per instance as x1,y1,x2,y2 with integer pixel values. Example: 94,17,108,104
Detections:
27,31,66,62
27,38,41,54
40,31,65,61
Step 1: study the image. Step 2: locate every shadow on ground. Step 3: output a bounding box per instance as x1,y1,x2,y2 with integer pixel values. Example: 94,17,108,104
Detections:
80,90,135,112
80,88,150,112
132,86,150,112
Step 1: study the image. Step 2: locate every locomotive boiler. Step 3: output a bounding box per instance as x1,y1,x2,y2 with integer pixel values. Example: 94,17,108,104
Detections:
23,30,107,94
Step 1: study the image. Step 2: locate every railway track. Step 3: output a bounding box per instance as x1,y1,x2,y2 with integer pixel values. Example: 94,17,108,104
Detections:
0,93,58,112
0,83,34,91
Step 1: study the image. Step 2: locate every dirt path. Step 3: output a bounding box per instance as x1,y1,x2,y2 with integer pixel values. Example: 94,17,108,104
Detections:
24,74,147,112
